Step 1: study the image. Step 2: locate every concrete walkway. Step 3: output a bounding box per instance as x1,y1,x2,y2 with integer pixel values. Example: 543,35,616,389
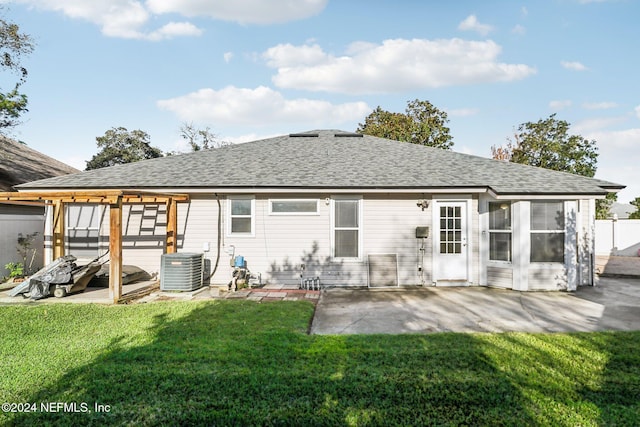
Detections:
310,277,640,334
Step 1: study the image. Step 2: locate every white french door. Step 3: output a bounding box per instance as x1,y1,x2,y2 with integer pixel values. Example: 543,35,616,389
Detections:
434,201,469,283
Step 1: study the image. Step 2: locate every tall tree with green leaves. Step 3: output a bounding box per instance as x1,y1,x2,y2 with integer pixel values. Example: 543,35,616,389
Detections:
0,8,35,131
357,99,454,149
86,127,163,170
508,114,598,177
492,114,614,218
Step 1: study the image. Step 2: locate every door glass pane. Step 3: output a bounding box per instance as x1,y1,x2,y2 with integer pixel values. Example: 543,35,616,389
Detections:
335,230,358,257
440,204,463,254
335,200,358,227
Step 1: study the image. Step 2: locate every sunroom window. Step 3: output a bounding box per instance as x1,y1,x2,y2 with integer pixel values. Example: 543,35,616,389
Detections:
489,202,511,262
530,201,564,263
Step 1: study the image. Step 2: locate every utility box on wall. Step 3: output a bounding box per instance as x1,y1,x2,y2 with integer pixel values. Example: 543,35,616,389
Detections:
415,226,430,238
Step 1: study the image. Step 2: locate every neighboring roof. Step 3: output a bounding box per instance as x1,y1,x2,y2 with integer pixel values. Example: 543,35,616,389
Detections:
611,202,635,219
17,130,624,196
0,136,79,191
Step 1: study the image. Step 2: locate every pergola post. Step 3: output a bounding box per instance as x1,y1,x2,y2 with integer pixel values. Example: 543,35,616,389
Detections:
108,197,123,303
52,199,65,259
166,198,178,254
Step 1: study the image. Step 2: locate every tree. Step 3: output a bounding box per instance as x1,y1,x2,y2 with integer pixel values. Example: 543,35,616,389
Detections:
86,127,163,170
630,197,640,220
596,192,617,220
0,8,35,132
357,99,454,149
491,114,613,218
493,114,598,177
179,122,230,150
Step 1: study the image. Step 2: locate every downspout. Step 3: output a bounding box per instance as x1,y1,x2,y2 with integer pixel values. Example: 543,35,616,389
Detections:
204,193,222,282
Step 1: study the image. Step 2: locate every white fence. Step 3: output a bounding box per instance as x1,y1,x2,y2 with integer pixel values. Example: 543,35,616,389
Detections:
595,219,640,257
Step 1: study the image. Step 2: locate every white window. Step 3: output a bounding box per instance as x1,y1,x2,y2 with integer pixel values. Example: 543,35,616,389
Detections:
489,202,512,262
332,198,361,259
228,196,254,236
530,201,564,263
269,199,318,215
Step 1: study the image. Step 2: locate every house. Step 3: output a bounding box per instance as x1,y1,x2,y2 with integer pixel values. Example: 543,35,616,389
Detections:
0,136,79,277
3,130,624,295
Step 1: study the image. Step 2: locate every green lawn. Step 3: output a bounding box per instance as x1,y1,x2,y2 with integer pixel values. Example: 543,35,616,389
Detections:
0,301,638,426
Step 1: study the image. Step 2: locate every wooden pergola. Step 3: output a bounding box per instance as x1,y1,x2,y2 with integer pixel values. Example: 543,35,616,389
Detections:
0,190,189,303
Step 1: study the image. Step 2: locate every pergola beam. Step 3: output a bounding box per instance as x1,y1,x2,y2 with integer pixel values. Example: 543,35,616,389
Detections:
0,190,189,303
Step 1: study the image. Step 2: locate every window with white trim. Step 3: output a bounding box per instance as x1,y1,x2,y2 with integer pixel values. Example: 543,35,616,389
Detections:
333,198,360,258
228,197,254,235
530,201,564,263
489,202,512,262
269,199,318,215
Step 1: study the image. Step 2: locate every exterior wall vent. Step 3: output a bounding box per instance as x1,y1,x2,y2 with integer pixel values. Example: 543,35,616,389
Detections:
334,132,363,137
289,133,319,137
160,252,203,291
367,254,399,288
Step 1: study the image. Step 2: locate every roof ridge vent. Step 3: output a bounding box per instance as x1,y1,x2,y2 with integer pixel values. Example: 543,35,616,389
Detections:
289,133,319,137
334,132,363,138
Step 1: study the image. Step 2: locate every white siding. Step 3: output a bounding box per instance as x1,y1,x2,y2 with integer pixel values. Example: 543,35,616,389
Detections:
363,195,433,286
528,266,567,290
0,206,45,276
99,204,167,277
487,266,513,288
145,193,439,287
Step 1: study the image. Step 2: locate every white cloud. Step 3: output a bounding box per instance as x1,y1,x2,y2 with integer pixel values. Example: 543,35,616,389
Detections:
263,43,328,68
264,39,536,94
549,100,572,110
582,101,618,110
512,24,526,35
156,85,371,126
458,15,494,36
146,0,328,24
146,22,203,41
635,105,640,119
14,0,326,40
561,61,588,71
14,0,203,40
223,52,234,63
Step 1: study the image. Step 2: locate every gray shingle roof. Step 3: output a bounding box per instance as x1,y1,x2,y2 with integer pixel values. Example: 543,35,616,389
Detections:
17,130,623,195
1,136,79,191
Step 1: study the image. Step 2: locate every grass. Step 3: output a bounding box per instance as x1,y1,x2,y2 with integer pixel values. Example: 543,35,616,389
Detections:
0,301,638,426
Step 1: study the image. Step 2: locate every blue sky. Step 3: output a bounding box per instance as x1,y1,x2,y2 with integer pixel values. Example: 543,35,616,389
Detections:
4,0,639,202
